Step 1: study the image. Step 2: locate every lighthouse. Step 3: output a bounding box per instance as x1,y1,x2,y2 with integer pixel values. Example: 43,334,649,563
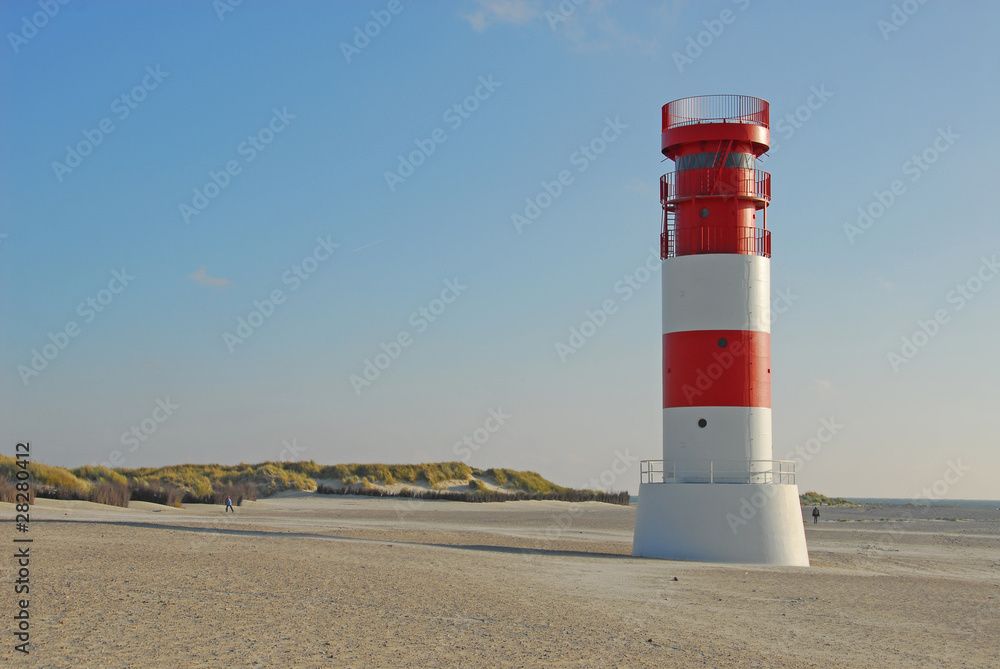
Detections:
632,95,809,566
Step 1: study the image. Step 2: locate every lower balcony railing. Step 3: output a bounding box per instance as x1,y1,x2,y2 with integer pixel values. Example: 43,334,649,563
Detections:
662,226,771,259
640,459,796,485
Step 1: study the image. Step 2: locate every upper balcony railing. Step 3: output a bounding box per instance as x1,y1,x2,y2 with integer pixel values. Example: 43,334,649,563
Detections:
640,459,796,485
660,168,771,205
662,95,769,131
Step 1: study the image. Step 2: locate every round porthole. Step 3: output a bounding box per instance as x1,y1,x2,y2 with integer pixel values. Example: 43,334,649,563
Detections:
717,338,727,348
698,418,707,428
699,208,710,218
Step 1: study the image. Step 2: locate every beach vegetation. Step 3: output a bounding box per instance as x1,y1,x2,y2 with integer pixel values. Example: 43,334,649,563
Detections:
479,468,566,494
800,491,855,507
0,478,34,504
88,481,130,507
0,455,90,499
315,482,630,506
319,462,473,488
1,456,628,508
71,464,128,486
129,479,185,507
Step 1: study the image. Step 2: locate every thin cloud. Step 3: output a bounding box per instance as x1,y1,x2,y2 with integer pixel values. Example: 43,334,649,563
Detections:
352,238,385,253
876,274,896,294
463,0,657,55
623,179,655,195
813,378,838,397
464,0,541,32
188,266,231,289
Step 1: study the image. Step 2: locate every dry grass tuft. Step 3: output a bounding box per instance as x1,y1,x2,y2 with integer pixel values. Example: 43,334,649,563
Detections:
0,479,35,504
88,481,130,507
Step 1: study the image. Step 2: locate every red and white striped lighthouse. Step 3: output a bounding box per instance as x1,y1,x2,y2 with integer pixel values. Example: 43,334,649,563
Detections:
633,95,809,565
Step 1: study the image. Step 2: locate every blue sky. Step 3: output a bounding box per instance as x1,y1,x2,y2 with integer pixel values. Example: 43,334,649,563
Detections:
2,0,998,499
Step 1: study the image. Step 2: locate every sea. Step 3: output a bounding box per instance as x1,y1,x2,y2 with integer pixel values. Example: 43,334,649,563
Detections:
627,496,1000,509
847,498,1000,510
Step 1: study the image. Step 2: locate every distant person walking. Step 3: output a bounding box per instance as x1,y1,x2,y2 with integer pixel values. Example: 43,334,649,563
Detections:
225,495,234,513
812,506,820,524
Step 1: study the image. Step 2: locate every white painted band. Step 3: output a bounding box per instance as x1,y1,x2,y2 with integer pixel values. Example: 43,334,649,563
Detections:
662,254,770,334
663,406,773,470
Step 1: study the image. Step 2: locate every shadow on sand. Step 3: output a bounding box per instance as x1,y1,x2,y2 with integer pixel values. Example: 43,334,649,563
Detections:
37,518,630,560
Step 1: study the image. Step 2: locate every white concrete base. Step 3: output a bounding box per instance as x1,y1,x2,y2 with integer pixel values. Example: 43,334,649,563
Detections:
632,482,810,566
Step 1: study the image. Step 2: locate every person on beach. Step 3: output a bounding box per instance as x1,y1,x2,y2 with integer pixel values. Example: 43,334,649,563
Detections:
812,507,820,524
225,495,234,513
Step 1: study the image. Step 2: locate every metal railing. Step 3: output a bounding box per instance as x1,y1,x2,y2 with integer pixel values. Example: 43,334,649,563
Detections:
662,95,769,131
660,169,771,204
640,459,796,484
662,226,770,259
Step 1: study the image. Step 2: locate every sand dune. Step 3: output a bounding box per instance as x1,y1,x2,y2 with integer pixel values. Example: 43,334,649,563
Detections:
3,495,998,667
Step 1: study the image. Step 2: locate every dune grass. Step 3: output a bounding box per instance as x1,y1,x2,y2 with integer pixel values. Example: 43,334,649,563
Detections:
0,478,34,504
317,462,475,488
88,481,130,507
476,468,566,494
0,455,90,499
70,464,128,486
316,482,631,506
1,457,626,508
800,491,855,507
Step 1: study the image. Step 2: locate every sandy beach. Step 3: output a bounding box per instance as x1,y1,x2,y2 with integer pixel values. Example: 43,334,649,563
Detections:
3,494,998,667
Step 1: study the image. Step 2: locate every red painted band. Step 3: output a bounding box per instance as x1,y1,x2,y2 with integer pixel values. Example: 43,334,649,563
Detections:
663,330,770,408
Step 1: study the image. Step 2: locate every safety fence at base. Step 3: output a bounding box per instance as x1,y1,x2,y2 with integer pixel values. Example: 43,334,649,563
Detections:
640,459,795,485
